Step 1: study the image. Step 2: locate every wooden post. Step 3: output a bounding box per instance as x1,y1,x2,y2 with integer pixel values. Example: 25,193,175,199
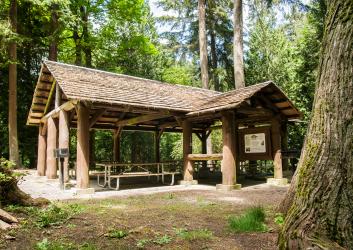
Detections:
234,121,241,181
76,102,90,189
271,118,283,179
113,128,121,162
281,120,289,171
154,130,162,163
46,117,57,179
37,124,46,176
59,110,70,182
181,120,195,182
201,131,207,154
217,111,241,190
201,131,207,168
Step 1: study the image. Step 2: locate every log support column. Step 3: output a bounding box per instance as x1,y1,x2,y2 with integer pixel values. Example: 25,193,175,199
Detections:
76,102,92,191
46,117,57,179
59,110,70,182
154,130,163,163
217,111,241,191
113,128,122,162
179,120,197,185
267,117,288,185
37,124,47,176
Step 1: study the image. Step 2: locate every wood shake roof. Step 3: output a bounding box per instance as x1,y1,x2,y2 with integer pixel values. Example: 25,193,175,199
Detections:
27,61,301,126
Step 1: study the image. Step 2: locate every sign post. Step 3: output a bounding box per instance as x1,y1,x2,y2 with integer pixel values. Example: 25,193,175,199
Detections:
54,148,69,190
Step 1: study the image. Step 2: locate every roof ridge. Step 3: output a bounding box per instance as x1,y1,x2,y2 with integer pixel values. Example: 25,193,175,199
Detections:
44,60,222,95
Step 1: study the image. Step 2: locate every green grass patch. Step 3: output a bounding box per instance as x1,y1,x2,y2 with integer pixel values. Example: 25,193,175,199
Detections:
228,206,268,233
105,229,128,239
36,204,84,228
175,228,213,241
6,203,85,228
153,235,172,245
35,238,96,250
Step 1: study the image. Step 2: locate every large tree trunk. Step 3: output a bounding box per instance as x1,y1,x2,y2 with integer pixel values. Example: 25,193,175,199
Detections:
49,4,58,61
279,1,353,249
8,0,20,167
233,0,245,89
198,0,209,89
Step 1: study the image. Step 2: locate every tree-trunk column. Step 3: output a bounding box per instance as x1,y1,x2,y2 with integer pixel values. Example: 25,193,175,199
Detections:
182,120,194,181
281,120,289,171
154,131,161,163
113,128,121,162
221,111,236,185
76,103,90,189
37,124,47,176
59,110,70,182
271,118,283,179
46,117,57,179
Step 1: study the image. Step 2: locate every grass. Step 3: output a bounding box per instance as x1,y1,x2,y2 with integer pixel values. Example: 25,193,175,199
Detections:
153,235,172,245
228,206,268,232
6,203,85,228
35,238,96,250
175,228,213,241
105,229,128,239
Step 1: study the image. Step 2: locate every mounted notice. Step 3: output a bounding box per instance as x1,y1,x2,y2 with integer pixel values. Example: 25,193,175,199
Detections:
244,133,266,153
238,127,272,160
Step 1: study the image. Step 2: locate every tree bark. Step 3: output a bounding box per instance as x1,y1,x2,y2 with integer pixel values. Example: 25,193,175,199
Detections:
279,1,353,248
198,0,209,89
8,0,20,167
233,0,245,89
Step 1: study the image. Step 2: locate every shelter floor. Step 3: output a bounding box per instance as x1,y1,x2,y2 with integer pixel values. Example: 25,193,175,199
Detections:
17,170,286,201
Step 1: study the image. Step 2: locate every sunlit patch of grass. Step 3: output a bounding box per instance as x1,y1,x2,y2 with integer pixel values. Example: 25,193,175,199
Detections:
105,229,128,239
35,238,96,250
153,235,172,245
228,206,268,233
175,228,213,241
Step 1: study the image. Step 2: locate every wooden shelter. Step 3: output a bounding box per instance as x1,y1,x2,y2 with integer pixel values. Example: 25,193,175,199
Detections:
27,61,301,190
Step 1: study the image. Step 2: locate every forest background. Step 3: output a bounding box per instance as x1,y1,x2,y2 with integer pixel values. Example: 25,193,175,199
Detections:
0,0,325,168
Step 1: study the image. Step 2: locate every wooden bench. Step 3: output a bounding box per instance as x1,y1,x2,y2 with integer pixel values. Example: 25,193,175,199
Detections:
108,172,179,190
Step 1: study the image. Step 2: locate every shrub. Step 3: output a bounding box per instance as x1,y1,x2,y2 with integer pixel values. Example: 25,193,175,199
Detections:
228,206,268,232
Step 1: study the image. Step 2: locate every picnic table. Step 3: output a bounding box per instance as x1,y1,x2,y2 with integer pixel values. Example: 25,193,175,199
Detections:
94,162,181,190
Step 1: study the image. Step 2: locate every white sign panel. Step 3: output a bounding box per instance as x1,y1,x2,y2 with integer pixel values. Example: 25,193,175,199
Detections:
244,133,266,153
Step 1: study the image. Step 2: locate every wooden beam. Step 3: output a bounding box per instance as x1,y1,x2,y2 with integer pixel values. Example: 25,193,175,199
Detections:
43,80,56,115
89,108,106,128
41,100,78,123
116,113,170,126
187,153,222,161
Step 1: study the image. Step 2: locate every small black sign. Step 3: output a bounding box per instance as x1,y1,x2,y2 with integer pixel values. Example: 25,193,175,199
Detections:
54,148,69,158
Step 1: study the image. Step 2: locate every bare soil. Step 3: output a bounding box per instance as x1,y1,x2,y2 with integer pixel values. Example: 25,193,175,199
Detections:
0,184,287,250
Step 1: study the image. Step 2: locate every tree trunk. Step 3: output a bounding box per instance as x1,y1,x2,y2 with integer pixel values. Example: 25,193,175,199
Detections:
49,4,58,61
198,0,209,89
210,20,220,91
8,0,20,167
279,1,353,248
233,0,245,89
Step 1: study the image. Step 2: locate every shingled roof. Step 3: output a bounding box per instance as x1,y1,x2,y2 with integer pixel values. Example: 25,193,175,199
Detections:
27,61,301,126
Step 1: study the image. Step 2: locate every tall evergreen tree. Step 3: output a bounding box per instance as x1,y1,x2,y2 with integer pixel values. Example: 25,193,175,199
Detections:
8,0,20,167
233,0,245,89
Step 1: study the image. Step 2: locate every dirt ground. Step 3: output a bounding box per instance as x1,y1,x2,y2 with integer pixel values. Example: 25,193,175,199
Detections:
0,183,287,250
